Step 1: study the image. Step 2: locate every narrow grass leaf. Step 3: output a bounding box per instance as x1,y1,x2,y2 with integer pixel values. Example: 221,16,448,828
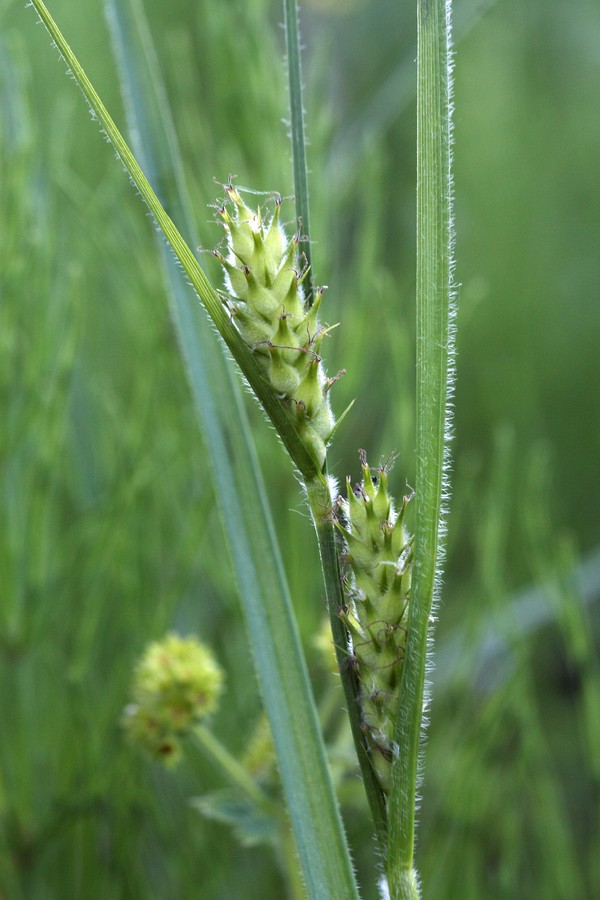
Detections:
387,1,456,896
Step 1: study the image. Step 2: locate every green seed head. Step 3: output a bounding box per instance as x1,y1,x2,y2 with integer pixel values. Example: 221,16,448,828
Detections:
213,179,340,469
336,452,413,795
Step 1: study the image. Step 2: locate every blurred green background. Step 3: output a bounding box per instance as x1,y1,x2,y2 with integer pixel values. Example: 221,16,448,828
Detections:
1,0,599,897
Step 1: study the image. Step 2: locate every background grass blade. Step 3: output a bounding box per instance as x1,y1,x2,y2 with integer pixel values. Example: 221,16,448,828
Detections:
325,0,499,191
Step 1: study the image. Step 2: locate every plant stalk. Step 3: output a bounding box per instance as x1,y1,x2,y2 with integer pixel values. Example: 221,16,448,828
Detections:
193,725,271,812
282,0,314,304
305,476,388,852
283,0,388,850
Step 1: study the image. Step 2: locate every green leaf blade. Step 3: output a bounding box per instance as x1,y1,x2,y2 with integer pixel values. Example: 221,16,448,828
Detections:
387,1,456,896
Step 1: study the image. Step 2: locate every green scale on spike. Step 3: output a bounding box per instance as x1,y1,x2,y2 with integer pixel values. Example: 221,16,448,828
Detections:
213,181,336,468
336,451,413,793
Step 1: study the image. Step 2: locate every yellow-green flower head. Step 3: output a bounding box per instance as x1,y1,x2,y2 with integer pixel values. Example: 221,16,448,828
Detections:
336,451,413,794
123,632,224,765
212,178,338,469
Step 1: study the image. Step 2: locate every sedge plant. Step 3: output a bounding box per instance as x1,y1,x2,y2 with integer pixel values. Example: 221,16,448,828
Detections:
26,0,455,897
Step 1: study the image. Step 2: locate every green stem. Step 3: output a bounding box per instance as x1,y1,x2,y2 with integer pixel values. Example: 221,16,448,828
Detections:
192,726,314,899
282,0,386,852
305,476,388,852
282,0,404,858
193,725,271,811
282,0,315,304
386,1,455,896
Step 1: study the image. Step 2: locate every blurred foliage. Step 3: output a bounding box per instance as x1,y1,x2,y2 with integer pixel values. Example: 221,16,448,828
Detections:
1,0,599,897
